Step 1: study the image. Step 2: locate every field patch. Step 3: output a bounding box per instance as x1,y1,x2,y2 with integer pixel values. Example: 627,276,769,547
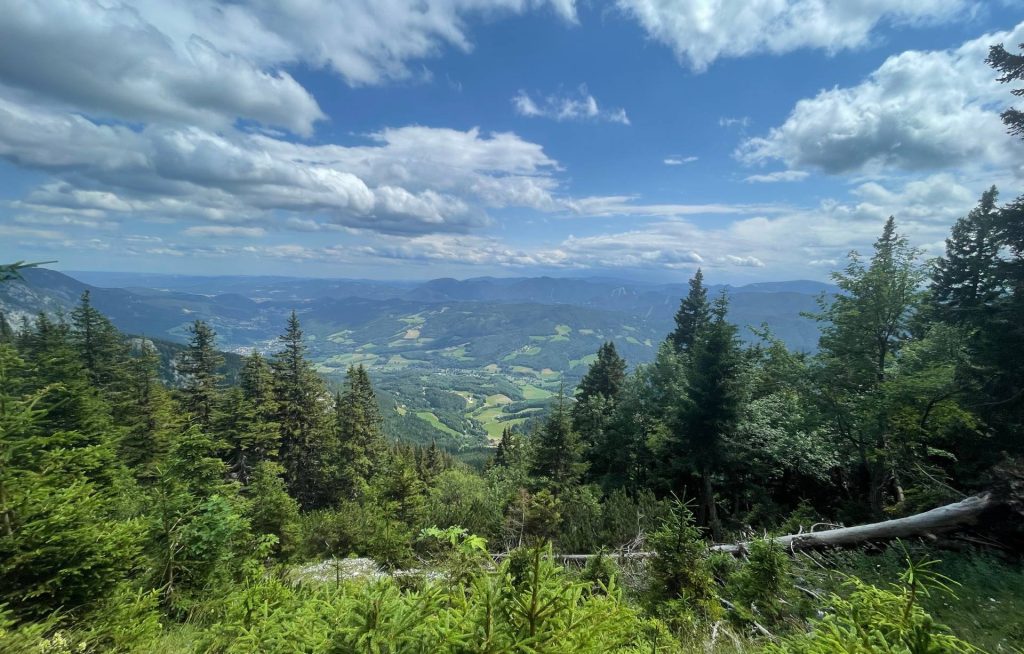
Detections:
415,411,461,437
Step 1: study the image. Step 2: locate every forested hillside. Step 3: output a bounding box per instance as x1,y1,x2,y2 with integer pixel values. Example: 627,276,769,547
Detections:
3,183,1024,652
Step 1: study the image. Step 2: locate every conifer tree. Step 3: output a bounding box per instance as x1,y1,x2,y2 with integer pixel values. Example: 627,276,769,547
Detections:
493,427,522,468
529,390,586,491
335,364,387,499
271,311,331,508
987,42,1024,138
0,312,13,345
575,342,626,404
669,269,711,354
678,292,742,536
118,340,177,477
70,290,127,391
177,320,224,432
932,187,1004,325
573,342,628,478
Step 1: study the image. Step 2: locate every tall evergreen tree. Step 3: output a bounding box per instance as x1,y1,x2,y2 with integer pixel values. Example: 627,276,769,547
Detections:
669,269,711,354
271,311,331,508
70,290,127,391
177,320,224,432
573,341,627,480
335,364,387,499
987,41,1024,138
932,187,1005,326
529,390,586,491
678,293,742,537
118,340,177,477
575,342,626,404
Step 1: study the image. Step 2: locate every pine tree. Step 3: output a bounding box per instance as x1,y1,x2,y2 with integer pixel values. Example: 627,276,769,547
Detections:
575,342,626,403
70,290,128,391
669,269,711,354
335,364,387,499
0,312,13,345
493,427,522,468
240,352,276,419
679,292,742,537
177,320,224,432
932,187,1004,326
987,42,1024,138
271,311,331,508
0,341,140,621
118,340,177,478
573,341,628,481
529,390,586,491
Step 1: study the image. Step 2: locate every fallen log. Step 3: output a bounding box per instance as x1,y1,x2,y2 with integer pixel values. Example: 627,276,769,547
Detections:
504,492,999,562
709,492,995,555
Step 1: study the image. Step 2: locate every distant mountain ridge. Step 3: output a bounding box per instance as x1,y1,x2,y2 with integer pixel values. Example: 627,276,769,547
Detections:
2,269,833,362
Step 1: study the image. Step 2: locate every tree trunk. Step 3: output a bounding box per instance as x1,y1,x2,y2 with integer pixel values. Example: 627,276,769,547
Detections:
531,493,998,562
699,469,721,540
710,492,995,555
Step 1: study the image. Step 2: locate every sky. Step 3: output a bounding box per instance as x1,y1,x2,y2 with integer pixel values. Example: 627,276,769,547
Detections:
1,0,1024,283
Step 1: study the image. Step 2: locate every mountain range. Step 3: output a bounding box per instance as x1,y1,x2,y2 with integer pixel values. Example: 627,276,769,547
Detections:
0,268,834,447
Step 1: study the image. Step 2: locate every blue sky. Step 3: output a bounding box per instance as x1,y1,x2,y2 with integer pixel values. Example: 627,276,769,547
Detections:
1,0,1023,283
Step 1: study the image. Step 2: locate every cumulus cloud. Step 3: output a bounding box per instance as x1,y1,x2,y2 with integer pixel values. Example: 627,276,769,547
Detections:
0,96,561,235
513,86,630,124
0,1,581,136
739,21,1024,174
616,0,968,72
744,170,809,183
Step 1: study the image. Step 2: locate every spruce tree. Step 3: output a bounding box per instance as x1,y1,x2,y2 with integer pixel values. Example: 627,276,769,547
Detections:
335,364,386,499
118,340,177,478
932,187,1004,326
669,268,711,354
987,42,1024,138
679,292,742,537
573,342,627,479
575,342,627,403
271,311,331,508
529,390,586,491
177,320,224,432
70,290,127,391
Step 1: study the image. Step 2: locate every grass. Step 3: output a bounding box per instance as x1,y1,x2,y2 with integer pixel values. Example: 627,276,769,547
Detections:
321,352,379,367
502,345,541,361
415,411,461,438
798,545,1024,653
484,393,512,406
569,353,598,369
520,383,553,400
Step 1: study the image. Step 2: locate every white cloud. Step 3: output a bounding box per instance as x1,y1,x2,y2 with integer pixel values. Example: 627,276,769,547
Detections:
562,195,782,218
617,0,968,72
719,116,750,128
513,86,630,124
183,225,266,237
0,97,562,235
726,255,765,267
0,0,581,136
744,170,810,183
0,0,324,136
739,21,1024,174
664,156,698,165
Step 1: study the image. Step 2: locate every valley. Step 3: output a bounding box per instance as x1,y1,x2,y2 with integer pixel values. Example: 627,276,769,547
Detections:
1,268,829,449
